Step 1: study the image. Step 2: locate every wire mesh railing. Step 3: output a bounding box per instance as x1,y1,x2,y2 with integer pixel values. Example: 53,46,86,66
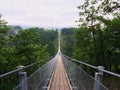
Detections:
0,60,41,90
13,54,58,90
61,54,108,90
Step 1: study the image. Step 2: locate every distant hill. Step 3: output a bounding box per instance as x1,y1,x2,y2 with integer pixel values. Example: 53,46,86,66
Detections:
9,25,22,34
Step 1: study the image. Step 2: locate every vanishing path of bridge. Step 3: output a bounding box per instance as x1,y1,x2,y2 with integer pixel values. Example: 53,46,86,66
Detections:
48,55,72,90
47,34,72,90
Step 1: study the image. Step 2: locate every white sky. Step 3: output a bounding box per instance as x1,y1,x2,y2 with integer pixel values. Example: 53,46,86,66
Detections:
0,0,84,28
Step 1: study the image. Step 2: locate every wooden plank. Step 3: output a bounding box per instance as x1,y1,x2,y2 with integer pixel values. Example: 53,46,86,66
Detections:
48,55,72,90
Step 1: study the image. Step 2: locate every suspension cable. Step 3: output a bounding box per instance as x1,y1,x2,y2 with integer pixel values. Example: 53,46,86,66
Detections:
64,54,97,69
64,54,120,78
0,61,41,78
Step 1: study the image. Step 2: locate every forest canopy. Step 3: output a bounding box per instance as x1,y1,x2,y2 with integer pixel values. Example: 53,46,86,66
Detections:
0,15,58,90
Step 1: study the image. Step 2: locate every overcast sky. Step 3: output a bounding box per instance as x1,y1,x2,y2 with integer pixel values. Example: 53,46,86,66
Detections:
0,0,84,28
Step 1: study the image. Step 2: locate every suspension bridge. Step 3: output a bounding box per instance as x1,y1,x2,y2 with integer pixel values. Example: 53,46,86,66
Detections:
0,36,120,90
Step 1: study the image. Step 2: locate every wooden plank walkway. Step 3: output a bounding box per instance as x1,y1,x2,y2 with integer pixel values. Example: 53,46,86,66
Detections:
48,55,72,90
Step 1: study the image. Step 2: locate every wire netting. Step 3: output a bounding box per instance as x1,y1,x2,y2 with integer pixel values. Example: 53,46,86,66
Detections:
13,54,58,90
62,54,108,90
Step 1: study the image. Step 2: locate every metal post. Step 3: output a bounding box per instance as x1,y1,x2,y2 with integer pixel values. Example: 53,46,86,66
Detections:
18,65,28,90
94,66,104,90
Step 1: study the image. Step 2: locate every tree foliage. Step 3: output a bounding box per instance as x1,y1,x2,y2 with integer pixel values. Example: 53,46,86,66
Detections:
0,15,58,90
61,28,74,56
75,0,120,66
72,0,120,89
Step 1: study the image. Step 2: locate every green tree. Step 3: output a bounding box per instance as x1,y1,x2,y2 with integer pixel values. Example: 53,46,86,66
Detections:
35,28,58,56
77,0,120,66
61,28,74,56
103,16,120,71
73,27,93,63
0,15,9,48
0,15,10,74
13,29,49,66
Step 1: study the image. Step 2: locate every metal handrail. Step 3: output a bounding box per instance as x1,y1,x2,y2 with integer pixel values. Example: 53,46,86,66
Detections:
64,54,97,69
64,54,120,78
101,69,120,78
0,68,22,78
0,61,41,78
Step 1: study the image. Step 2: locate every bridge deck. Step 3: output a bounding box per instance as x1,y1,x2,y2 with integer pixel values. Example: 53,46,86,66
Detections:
48,55,72,90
